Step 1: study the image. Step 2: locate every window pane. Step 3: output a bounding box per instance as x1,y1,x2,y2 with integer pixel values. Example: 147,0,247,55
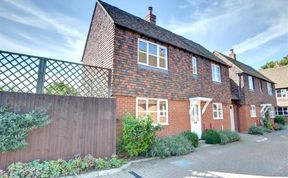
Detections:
138,112,147,117
148,55,157,67
159,47,166,58
159,116,167,124
159,101,167,111
213,104,217,111
138,99,146,112
149,43,157,55
139,41,147,52
213,111,218,118
159,57,166,68
148,100,157,111
139,52,147,64
149,112,157,124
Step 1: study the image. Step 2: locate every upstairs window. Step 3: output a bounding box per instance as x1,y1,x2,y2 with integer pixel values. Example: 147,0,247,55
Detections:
138,39,168,70
250,105,256,117
192,56,198,75
213,103,223,119
259,80,263,92
248,76,255,91
276,89,287,98
267,83,273,96
211,64,221,82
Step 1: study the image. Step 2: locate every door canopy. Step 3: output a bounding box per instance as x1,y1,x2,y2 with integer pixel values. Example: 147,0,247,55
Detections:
189,97,212,115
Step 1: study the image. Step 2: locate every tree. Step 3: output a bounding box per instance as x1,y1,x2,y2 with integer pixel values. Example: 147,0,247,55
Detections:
261,55,288,69
45,82,78,96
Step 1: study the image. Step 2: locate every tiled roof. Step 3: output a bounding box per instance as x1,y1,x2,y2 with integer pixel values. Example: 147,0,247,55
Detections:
260,66,288,88
98,0,227,66
214,51,274,83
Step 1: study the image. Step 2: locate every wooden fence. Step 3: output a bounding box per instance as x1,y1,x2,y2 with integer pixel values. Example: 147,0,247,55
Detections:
0,92,116,169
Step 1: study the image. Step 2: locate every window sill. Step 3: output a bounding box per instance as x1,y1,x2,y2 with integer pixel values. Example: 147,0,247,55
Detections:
212,81,222,85
213,117,224,120
193,74,198,80
249,89,255,92
138,64,169,74
251,116,257,118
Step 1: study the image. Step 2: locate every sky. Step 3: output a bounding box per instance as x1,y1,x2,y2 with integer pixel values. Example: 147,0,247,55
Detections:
0,0,287,69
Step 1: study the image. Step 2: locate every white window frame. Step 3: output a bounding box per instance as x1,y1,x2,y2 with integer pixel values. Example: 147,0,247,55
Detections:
267,83,273,96
211,64,221,83
248,76,254,91
192,56,198,75
138,38,168,70
276,89,288,99
136,97,168,125
213,103,223,119
259,80,263,92
276,107,288,116
250,105,256,117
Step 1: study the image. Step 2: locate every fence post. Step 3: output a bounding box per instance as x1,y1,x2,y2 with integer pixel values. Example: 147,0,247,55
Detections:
36,58,47,94
108,69,112,97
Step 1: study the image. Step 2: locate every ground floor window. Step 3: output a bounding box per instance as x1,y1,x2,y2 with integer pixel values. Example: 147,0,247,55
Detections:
213,103,223,119
250,105,256,117
275,107,288,116
136,97,168,125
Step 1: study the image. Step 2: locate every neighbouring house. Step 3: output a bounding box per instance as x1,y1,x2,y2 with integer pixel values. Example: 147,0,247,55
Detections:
260,66,288,122
82,0,233,137
213,50,277,132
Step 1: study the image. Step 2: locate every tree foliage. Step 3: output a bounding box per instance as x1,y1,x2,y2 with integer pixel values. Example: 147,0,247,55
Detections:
261,55,288,69
45,82,78,96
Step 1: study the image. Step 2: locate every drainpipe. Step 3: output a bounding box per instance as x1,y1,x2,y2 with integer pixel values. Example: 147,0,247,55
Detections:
237,73,242,132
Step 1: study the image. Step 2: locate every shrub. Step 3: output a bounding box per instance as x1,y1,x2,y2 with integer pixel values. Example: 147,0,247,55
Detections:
122,114,162,157
218,131,240,145
0,106,50,152
180,131,199,148
219,132,229,145
274,116,286,125
263,118,273,130
202,129,221,144
0,155,127,178
248,126,264,135
273,123,285,131
147,134,194,158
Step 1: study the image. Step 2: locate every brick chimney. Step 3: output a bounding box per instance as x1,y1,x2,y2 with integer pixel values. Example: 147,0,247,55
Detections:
144,7,156,24
229,49,236,60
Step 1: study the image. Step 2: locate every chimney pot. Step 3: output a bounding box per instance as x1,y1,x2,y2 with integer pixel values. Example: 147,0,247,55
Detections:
229,48,236,60
145,6,156,24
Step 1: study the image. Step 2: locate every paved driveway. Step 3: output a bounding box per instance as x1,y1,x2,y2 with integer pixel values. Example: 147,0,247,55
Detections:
101,129,288,178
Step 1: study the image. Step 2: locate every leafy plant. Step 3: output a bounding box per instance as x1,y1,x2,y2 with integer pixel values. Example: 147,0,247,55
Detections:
122,114,162,157
45,82,78,96
274,116,286,125
202,129,221,144
180,131,199,147
248,126,264,135
219,132,229,145
219,131,240,144
0,106,50,152
147,134,194,158
0,155,127,178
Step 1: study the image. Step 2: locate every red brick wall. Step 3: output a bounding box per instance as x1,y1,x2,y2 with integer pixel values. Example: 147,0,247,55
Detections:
115,96,232,137
238,105,261,132
82,2,114,69
112,26,231,103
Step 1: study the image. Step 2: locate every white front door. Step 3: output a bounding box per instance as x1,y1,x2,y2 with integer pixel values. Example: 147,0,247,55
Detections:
230,105,235,131
190,101,202,137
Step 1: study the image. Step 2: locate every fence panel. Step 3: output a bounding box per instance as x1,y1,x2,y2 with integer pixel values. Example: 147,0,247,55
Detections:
0,50,111,97
0,92,116,169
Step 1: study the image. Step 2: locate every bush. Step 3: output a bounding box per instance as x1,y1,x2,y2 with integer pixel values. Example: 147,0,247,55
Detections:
248,126,264,135
274,116,286,125
0,155,127,178
122,114,162,157
219,132,229,145
202,130,220,144
273,123,285,131
219,131,240,145
0,106,50,152
180,131,199,148
147,134,194,158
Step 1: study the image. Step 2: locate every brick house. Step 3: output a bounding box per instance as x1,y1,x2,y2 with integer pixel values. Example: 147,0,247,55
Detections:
260,66,288,122
213,50,277,132
83,1,234,137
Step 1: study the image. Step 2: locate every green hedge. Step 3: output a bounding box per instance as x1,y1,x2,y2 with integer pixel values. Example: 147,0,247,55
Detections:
122,114,161,157
146,134,194,158
202,129,240,145
0,155,127,178
248,126,264,135
180,131,199,147
274,116,286,125
0,106,50,152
